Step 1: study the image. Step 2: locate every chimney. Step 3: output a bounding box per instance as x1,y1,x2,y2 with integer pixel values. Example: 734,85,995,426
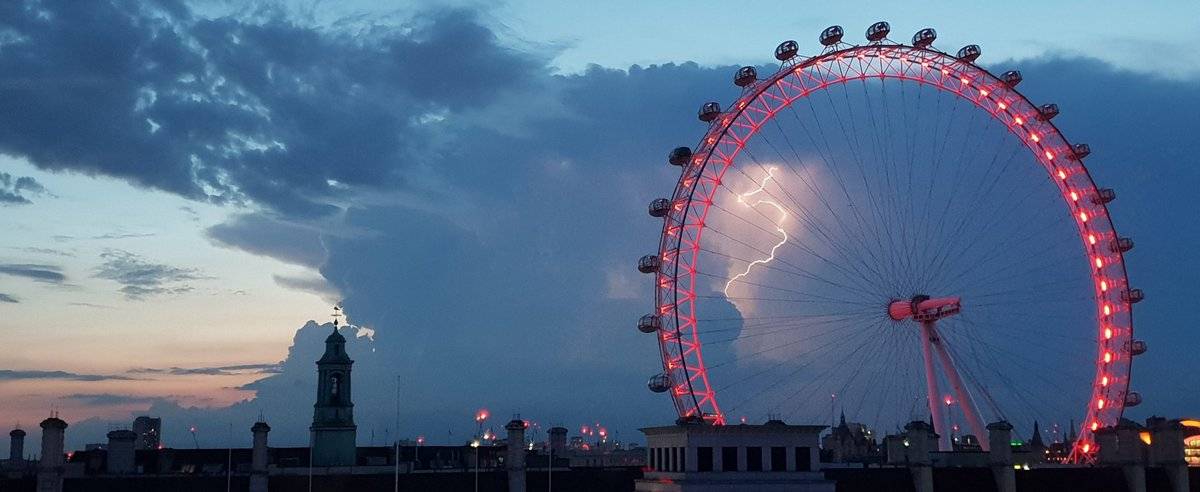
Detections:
250,421,271,492
548,427,567,456
505,419,527,492
9,428,26,461
903,420,932,492
37,417,68,492
1114,422,1146,492
106,429,137,474
986,421,1015,492
1148,418,1189,492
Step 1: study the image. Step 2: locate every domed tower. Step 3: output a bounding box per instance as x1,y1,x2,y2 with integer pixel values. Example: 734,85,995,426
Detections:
310,306,357,467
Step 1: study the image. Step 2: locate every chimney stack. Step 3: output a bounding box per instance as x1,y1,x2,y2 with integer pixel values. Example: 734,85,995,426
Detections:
986,421,1015,492
37,416,68,492
250,421,271,492
903,420,933,492
9,428,26,461
506,419,527,492
105,429,137,474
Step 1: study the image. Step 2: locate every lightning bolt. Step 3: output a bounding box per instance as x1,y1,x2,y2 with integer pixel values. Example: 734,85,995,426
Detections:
723,167,788,296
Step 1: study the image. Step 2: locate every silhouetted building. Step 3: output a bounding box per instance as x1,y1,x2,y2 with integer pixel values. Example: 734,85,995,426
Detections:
132,416,161,450
311,321,357,466
821,412,876,463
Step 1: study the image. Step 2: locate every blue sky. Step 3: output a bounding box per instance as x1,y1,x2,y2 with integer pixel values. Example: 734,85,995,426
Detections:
0,0,1197,454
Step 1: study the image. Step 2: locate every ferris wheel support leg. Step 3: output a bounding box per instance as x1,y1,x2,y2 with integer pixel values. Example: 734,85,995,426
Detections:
927,323,990,452
919,321,949,452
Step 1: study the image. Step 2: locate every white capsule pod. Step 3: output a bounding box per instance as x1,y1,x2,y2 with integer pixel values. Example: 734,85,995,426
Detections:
1121,288,1144,304
668,146,693,166
1001,70,1022,87
1037,103,1060,121
734,66,758,87
1111,237,1134,253
638,254,661,274
866,21,890,42
637,314,662,334
775,40,799,61
912,28,936,48
698,102,721,122
1124,392,1142,407
819,25,844,46
648,198,671,218
647,373,672,393
1094,188,1116,205
957,45,981,62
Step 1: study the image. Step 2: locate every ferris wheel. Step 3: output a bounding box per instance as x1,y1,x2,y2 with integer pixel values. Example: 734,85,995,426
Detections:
638,22,1144,462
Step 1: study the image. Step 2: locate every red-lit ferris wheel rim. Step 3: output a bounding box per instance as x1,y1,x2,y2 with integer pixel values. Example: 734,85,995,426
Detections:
650,42,1134,460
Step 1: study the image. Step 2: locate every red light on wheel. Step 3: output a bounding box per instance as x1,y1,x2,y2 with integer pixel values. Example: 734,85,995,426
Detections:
1045,150,1055,160
1079,211,1089,222
1088,234,1097,245
1094,257,1104,269
1091,422,1099,432
1103,327,1113,339
1101,376,1109,386
1099,280,1108,292
1015,116,1024,125
1083,443,1092,452
1103,352,1112,363
998,102,1007,110
1030,133,1040,142
1103,304,1112,316
1097,398,1105,409
1057,170,1067,180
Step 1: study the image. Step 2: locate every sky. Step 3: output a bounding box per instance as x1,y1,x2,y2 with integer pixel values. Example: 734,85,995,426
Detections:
0,0,1198,455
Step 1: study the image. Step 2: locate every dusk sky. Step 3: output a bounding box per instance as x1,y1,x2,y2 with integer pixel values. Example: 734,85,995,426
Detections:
1,0,1198,456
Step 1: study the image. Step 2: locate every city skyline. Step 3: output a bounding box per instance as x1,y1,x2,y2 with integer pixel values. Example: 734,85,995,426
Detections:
1,0,1199,457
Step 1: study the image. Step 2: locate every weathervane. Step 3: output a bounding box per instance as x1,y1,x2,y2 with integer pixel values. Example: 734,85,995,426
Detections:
331,303,343,330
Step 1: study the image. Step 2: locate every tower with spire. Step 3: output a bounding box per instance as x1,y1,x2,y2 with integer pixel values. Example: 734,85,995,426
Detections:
310,305,357,467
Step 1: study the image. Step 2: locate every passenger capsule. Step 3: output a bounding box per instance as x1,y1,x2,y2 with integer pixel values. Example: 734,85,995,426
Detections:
1072,143,1092,160
668,146,693,166
1127,339,1147,356
911,28,936,48
698,101,721,122
1094,188,1116,205
1037,103,1060,121
637,314,662,334
775,40,799,61
866,21,891,42
1111,237,1134,253
1001,70,1023,87
1122,288,1144,304
734,66,758,87
1124,392,1143,407
638,254,661,274
647,373,672,393
648,198,671,218
819,25,844,46
957,44,982,62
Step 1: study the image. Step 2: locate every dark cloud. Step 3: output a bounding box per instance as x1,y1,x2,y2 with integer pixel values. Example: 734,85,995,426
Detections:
0,370,135,381
0,1,549,216
206,214,326,268
129,363,282,376
0,263,65,283
0,171,48,205
271,273,337,301
91,232,155,240
63,393,163,406
93,249,204,299
0,292,17,303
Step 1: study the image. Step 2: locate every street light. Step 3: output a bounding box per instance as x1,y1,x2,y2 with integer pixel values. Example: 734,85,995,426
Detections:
471,439,481,492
